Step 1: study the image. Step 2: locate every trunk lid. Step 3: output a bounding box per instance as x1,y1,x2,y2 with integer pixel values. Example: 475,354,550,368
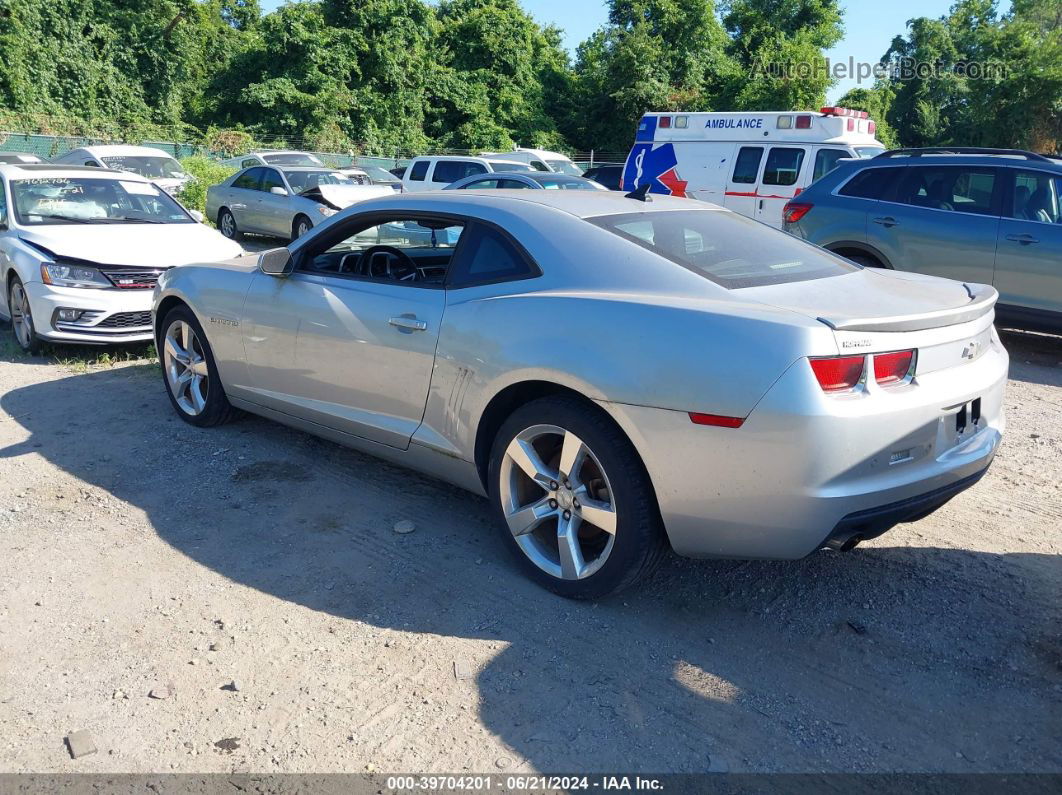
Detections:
738,268,996,334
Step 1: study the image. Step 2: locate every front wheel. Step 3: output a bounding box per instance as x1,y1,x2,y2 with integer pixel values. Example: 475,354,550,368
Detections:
159,306,238,427
292,215,312,241
8,276,42,354
488,396,666,599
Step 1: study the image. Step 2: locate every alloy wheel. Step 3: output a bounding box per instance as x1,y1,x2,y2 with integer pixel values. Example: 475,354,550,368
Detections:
163,319,210,415
499,424,618,580
220,211,235,238
9,282,34,349
296,219,310,238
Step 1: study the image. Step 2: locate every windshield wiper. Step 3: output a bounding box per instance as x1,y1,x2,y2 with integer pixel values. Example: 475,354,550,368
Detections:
103,216,165,224
33,214,93,224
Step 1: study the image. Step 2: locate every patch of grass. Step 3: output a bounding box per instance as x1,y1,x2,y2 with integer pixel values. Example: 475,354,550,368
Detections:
51,343,158,373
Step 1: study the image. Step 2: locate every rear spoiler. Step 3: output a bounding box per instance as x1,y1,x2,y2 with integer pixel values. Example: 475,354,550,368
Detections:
816,283,998,333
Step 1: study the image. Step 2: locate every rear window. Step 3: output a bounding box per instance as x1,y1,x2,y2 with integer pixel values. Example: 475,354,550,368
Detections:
587,209,857,289
838,167,899,199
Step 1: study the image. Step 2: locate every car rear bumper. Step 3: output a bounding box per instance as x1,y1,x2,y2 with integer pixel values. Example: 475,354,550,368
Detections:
25,282,154,344
598,333,1008,559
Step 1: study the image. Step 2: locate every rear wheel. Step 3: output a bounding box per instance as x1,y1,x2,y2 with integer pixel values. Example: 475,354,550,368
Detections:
488,396,666,599
159,306,237,427
218,208,241,241
292,215,312,241
8,276,42,354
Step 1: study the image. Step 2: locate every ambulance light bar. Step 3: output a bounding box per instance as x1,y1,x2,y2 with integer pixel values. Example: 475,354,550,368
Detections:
820,106,870,119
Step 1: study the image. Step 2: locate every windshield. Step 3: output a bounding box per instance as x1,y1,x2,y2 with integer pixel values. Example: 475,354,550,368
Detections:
264,153,323,166
854,146,886,158
11,177,194,225
588,209,857,288
361,165,398,182
283,170,358,193
488,161,533,172
99,155,186,180
534,176,601,190
546,159,584,176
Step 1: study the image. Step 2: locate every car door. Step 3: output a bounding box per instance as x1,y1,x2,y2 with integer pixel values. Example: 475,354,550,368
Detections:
240,212,466,449
723,145,764,219
254,167,293,237
227,167,265,231
993,167,1062,319
755,146,809,227
865,164,1002,285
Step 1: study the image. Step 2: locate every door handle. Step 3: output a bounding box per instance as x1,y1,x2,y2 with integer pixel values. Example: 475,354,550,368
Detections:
1005,233,1039,245
388,316,427,332
873,216,898,227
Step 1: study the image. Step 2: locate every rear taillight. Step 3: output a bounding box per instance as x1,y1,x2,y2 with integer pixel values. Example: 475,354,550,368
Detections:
809,356,865,392
873,350,915,386
783,202,813,224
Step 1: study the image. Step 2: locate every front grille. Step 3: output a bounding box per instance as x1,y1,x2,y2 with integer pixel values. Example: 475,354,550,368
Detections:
97,311,152,329
101,270,164,289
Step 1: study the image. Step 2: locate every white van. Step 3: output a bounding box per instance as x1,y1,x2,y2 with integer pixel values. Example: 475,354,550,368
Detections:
622,107,885,228
481,147,584,176
401,155,532,192
51,144,193,196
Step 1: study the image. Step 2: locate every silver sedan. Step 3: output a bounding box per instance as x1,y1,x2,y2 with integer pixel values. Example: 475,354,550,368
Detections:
206,165,392,241
153,190,1008,598
443,171,607,191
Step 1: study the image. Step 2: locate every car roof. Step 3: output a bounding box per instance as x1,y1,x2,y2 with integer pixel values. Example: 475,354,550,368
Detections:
856,153,1062,172
0,163,138,179
354,188,722,219
72,144,172,157
250,150,318,157
269,165,341,172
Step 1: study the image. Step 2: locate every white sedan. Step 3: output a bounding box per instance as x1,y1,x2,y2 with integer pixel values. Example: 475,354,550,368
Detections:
0,164,242,352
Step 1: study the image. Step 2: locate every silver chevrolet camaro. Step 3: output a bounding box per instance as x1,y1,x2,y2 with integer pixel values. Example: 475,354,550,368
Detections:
152,190,1008,598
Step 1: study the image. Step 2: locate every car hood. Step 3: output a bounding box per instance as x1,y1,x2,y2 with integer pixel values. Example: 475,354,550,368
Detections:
302,184,394,209
739,267,997,333
18,223,243,267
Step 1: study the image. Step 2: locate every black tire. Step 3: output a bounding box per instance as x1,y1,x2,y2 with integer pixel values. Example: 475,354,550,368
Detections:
157,305,239,428
292,214,312,241
8,275,43,355
488,395,667,599
218,208,241,241
848,254,885,269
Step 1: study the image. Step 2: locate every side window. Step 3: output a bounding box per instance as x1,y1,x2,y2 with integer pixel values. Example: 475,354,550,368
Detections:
408,160,429,181
242,158,258,168
762,147,806,186
894,167,998,215
530,160,549,172
839,167,899,199
0,181,7,226
432,161,462,184
498,179,531,189
260,169,285,193
232,168,263,190
462,178,501,189
84,160,98,167
301,216,465,286
1010,170,1061,224
731,147,763,184
448,223,536,287
813,149,849,182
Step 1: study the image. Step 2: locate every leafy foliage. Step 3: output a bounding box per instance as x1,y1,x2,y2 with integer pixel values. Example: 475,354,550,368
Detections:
0,0,1054,155
175,155,236,216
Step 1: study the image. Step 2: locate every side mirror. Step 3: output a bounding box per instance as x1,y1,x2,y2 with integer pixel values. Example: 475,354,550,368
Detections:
259,247,293,277
189,210,205,223
270,186,288,196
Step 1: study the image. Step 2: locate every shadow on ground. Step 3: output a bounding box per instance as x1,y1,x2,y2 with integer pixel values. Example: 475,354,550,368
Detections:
1,330,1060,773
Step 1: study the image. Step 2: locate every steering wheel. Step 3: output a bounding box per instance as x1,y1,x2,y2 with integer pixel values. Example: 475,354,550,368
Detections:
360,245,418,282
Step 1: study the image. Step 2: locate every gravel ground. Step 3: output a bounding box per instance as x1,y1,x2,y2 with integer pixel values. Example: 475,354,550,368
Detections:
0,326,1058,774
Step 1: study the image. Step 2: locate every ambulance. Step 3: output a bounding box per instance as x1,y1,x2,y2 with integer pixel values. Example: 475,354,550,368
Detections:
621,107,885,227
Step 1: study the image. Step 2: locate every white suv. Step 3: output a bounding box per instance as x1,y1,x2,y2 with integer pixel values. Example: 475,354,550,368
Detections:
401,155,533,192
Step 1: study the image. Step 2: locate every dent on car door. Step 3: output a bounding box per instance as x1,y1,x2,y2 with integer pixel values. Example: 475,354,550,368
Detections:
240,214,464,448
865,165,1001,284
993,168,1062,318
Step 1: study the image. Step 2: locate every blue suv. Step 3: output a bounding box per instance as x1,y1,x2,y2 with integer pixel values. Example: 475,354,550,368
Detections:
785,147,1062,332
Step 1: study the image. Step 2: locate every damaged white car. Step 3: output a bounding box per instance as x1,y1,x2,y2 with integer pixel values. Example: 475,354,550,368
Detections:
206,166,393,242
0,164,242,352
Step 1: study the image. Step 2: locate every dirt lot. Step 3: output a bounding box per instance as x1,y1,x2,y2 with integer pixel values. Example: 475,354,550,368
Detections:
0,326,1059,775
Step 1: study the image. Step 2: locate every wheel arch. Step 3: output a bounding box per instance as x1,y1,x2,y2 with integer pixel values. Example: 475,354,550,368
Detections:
154,294,192,346
823,240,893,268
